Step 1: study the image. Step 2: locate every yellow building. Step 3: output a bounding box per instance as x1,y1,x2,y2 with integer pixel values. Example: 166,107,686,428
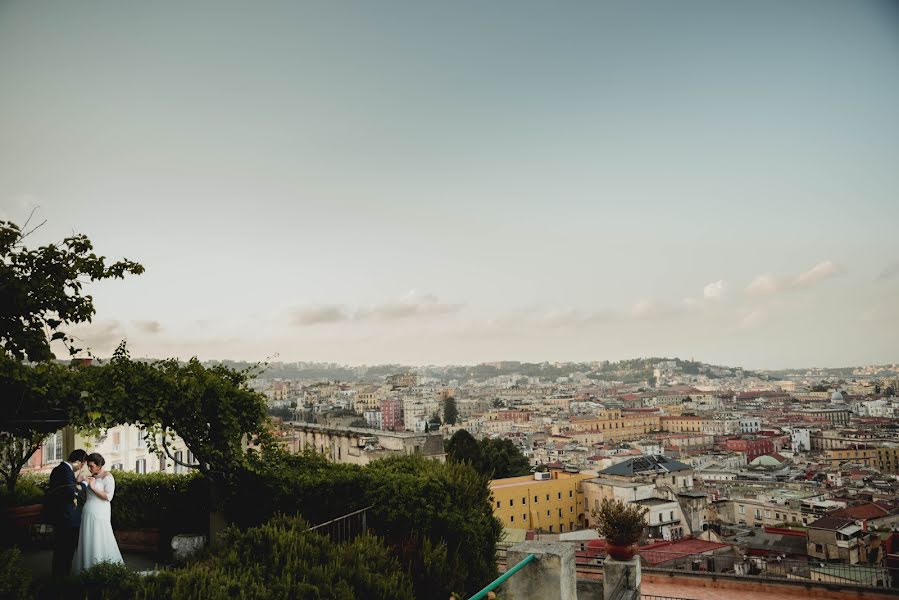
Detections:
823,447,899,474
490,470,591,533
570,410,660,442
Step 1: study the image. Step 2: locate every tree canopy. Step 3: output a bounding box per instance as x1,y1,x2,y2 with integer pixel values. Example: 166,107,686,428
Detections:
0,219,144,362
445,429,531,479
443,397,458,425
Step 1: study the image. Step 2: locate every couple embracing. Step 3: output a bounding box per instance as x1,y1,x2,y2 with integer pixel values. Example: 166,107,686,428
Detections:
46,449,124,577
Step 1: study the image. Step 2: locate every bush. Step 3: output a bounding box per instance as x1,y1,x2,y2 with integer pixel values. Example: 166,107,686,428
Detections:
78,561,140,599
110,471,208,534
0,548,32,599
132,515,414,599
0,474,47,508
228,449,502,598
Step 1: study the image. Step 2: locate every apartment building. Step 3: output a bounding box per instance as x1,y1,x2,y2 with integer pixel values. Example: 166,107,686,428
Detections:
569,410,660,442
490,470,590,533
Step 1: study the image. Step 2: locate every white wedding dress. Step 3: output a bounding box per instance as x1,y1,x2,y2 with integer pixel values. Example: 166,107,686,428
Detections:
73,473,124,573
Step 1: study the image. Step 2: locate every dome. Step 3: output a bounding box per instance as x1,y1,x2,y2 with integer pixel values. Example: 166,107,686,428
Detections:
831,390,845,402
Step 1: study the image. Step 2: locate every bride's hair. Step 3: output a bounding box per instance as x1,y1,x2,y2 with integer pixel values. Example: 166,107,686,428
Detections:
87,452,106,467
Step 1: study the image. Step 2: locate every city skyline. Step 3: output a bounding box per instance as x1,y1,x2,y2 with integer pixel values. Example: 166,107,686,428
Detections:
1,1,897,369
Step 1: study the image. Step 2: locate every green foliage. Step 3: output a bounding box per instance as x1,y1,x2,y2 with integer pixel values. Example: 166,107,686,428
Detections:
365,455,502,597
446,429,483,467
109,472,208,534
479,438,530,479
0,548,32,599
443,397,458,425
446,430,530,479
0,473,46,507
82,345,271,490
593,498,648,546
132,515,414,599
78,561,141,599
229,449,502,598
0,219,144,362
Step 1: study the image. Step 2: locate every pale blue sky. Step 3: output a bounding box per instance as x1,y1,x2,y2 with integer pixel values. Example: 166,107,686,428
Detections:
1,1,897,368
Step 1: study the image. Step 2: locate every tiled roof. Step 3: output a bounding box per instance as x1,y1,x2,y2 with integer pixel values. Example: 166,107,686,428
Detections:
807,516,856,531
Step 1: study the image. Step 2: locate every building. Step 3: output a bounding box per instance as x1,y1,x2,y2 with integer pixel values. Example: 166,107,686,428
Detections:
806,517,870,564
380,397,403,431
490,470,591,533
289,422,444,465
569,410,661,442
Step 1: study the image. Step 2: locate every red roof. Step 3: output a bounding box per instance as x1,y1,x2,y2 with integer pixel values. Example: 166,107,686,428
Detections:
638,538,731,566
829,502,893,521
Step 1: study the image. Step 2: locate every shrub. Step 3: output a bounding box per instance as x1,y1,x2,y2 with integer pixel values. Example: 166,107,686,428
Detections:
110,471,208,534
132,515,414,599
592,498,648,546
0,474,47,508
78,560,140,599
0,548,32,599
229,449,502,598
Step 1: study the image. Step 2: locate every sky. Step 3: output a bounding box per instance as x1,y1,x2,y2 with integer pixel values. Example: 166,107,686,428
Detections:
1,1,898,369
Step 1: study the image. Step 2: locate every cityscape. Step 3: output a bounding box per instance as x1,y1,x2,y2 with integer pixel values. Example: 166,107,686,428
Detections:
2,1,898,599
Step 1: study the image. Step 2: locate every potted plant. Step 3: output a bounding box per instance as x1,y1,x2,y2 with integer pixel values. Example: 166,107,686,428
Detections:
592,498,648,561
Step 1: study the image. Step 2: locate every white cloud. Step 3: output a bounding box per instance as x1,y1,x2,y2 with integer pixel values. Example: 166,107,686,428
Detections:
745,274,780,296
355,292,463,321
133,319,162,334
289,305,349,326
739,309,768,330
794,260,840,287
631,300,655,318
290,292,463,327
703,280,727,300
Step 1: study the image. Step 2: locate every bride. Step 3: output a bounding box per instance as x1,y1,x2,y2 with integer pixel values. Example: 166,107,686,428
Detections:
73,452,124,573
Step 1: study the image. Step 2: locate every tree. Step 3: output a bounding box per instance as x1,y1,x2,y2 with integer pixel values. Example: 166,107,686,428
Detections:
0,219,144,362
479,438,531,479
443,397,458,425
445,429,483,469
0,219,143,493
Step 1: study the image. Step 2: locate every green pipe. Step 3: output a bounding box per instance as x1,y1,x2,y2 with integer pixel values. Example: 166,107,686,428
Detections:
469,553,536,600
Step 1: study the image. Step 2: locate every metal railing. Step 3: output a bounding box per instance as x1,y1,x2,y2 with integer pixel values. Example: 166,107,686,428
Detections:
496,543,899,590
470,553,536,600
307,505,372,545
636,549,898,589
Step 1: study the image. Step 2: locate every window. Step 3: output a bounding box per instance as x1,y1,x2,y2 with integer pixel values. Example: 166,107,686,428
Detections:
815,543,823,553
509,499,513,507
522,514,526,520
111,463,123,471
765,510,771,519
669,511,674,521
570,506,573,513
659,513,663,523
546,510,550,517
546,494,550,501
569,490,573,498
534,496,538,503
43,431,64,464
558,493,562,499
135,458,147,474
496,501,501,508
549,525,553,532
175,451,184,474
510,516,514,523
739,505,745,515
755,509,761,519
522,497,526,505
558,509,562,518
137,430,146,448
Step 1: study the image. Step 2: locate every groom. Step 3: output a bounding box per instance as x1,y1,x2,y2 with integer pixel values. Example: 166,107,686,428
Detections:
47,449,88,577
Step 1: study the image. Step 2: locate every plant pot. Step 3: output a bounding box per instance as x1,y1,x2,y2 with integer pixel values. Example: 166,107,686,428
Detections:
6,503,44,527
606,543,638,561
114,527,160,552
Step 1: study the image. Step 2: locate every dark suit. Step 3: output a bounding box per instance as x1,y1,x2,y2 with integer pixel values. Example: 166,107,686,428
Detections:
47,462,84,577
